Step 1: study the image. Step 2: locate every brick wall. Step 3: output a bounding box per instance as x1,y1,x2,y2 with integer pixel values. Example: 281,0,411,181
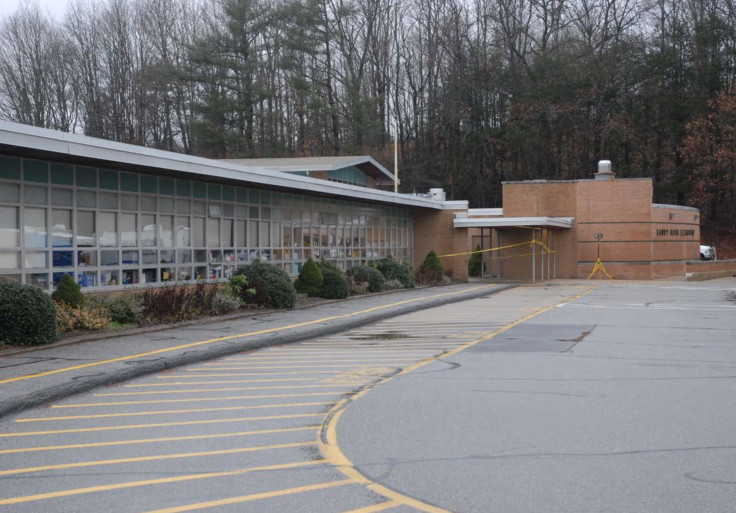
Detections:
413,209,469,281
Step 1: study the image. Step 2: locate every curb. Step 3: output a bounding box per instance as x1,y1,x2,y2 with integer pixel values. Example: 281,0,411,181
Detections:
0,284,515,420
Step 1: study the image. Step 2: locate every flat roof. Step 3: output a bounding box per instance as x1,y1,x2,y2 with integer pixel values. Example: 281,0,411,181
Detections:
454,216,573,229
222,156,397,184
0,120,441,210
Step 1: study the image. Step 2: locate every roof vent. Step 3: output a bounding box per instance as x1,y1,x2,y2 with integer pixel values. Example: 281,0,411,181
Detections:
428,188,446,201
595,160,614,180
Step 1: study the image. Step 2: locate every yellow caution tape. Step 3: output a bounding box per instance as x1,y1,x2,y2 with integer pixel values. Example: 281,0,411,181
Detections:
437,240,555,258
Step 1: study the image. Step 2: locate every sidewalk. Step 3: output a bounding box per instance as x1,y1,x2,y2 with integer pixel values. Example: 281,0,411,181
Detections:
0,282,513,419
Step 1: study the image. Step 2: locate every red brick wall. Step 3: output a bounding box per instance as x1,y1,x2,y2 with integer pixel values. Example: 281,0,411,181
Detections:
413,209,469,281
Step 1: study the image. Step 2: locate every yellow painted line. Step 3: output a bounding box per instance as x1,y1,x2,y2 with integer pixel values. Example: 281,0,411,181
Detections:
206,358,418,364
0,460,327,506
160,371,345,378
96,384,357,397
0,441,316,476
6,413,324,437
185,364,412,370
125,379,319,387
16,401,332,422
317,286,597,513
0,425,319,455
140,479,354,513
0,285,494,385
225,353,433,359
129,377,318,386
341,502,401,513
53,391,346,408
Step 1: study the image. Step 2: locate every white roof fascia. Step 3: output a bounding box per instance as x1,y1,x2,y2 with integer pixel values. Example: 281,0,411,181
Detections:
0,121,433,209
468,208,503,216
224,156,397,182
440,200,469,210
454,216,573,229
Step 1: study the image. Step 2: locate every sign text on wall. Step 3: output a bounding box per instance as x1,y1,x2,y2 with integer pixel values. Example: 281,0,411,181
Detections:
655,229,695,236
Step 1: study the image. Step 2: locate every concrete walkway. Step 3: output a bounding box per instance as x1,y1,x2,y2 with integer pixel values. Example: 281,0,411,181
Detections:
0,283,513,420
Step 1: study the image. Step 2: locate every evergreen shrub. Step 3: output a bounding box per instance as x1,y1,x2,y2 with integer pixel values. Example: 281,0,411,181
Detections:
51,274,84,308
87,293,143,324
235,261,297,309
320,269,349,299
468,245,483,277
347,265,385,292
375,255,415,288
294,258,323,296
0,280,56,345
419,250,444,284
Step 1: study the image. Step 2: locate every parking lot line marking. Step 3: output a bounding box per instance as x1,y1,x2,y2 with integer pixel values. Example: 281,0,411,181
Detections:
140,479,354,513
0,460,327,506
187,364,412,370
0,285,495,386
95,385,357,397
0,441,316,476
0,425,319,454
166,371,344,377
124,379,319,387
203,358,418,364
6,413,325,437
16,402,333,422
52,391,348,408
341,501,401,513
318,286,597,513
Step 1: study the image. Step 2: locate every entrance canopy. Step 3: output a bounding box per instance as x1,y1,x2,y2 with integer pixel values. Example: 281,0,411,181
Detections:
453,216,573,229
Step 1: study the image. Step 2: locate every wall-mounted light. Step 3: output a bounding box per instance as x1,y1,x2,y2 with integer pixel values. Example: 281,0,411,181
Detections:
669,212,675,219
695,214,699,221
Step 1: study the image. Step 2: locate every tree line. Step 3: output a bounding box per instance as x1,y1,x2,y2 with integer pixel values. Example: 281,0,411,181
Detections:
0,0,734,238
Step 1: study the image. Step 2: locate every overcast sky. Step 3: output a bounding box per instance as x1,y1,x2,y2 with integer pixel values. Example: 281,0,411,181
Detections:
0,0,71,18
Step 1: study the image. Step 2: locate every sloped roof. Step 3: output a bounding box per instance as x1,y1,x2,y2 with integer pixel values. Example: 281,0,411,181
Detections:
221,156,397,184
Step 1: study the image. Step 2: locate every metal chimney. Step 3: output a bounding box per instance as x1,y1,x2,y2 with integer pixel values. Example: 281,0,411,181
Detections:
429,188,446,201
595,160,614,180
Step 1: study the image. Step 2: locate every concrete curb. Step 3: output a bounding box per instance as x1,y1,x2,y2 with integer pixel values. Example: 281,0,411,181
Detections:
0,284,515,420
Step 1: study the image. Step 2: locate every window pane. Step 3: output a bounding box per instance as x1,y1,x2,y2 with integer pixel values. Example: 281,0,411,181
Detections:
78,250,97,267
142,250,158,264
24,207,46,248
101,270,119,286
160,249,175,264
120,213,137,247
77,271,98,287
28,273,48,288
52,250,74,267
99,192,117,210
121,194,138,211
192,200,205,215
51,188,73,206
77,190,96,208
51,209,72,247
160,197,174,213
236,220,246,247
177,199,191,214
192,217,204,247
25,252,47,268
101,250,119,266
0,183,20,203
0,206,19,247
260,221,270,247
0,252,19,269
141,196,157,212
24,185,47,205
77,211,96,247
141,214,156,247
122,250,139,264
159,215,174,247
99,212,117,247
207,218,220,247
248,221,258,246
176,217,190,247
222,219,233,247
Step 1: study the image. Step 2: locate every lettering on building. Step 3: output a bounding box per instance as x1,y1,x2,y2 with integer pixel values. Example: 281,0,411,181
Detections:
655,229,695,237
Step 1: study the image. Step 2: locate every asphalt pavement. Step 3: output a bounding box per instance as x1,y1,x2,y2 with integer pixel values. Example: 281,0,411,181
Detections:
339,279,736,512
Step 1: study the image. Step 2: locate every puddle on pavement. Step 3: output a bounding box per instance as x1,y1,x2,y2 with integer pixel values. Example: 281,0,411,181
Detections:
348,332,416,341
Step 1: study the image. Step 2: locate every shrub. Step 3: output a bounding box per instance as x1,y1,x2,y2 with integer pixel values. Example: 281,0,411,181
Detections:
375,255,415,288
347,265,385,292
0,280,56,345
468,245,484,277
294,258,323,296
140,283,219,323
227,274,255,305
385,279,404,290
55,302,110,332
317,259,345,276
320,269,349,299
212,292,241,315
348,279,369,296
419,250,444,284
51,274,84,308
234,261,297,309
87,293,143,324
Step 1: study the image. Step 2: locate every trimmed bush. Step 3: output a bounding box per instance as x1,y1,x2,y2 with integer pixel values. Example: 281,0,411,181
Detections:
468,244,484,277
320,269,349,299
294,258,323,296
227,274,255,305
212,292,241,315
140,283,219,323
0,280,56,345
87,293,143,324
317,259,345,276
235,261,297,309
347,265,385,292
375,255,415,288
51,274,84,308
419,250,444,284
349,279,369,296
385,279,404,290
55,302,110,332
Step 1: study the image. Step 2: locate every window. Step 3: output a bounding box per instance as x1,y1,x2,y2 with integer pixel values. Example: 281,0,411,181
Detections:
176,217,190,247
120,214,137,247
24,207,46,248
99,212,117,247
0,206,19,247
159,216,174,247
51,209,72,247
77,211,96,247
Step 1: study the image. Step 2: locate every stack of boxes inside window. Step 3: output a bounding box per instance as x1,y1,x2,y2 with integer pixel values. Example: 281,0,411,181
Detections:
0,156,413,290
